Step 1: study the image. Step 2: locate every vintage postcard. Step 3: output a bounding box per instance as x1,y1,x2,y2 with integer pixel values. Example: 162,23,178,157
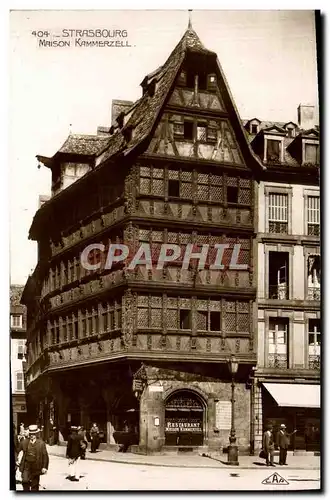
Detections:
10,9,320,492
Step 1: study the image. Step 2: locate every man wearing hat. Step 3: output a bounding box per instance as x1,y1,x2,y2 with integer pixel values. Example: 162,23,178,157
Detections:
276,424,297,465
66,425,83,481
16,424,49,491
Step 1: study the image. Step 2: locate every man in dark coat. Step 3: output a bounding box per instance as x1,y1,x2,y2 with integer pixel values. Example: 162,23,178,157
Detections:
17,424,49,491
276,424,297,465
89,423,100,453
262,424,275,466
66,426,83,481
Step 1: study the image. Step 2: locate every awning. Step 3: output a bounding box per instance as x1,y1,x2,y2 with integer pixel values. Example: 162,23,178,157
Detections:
263,383,320,408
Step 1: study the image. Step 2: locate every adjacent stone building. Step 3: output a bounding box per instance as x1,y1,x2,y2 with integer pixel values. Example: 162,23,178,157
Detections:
243,109,320,452
10,285,27,429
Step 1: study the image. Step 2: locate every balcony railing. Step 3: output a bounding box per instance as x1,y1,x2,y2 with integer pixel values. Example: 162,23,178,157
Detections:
269,284,289,300
309,355,320,370
307,287,321,300
269,221,288,234
268,354,288,369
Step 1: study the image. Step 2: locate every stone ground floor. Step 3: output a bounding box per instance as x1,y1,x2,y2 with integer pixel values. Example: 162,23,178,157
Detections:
23,360,320,455
13,452,321,491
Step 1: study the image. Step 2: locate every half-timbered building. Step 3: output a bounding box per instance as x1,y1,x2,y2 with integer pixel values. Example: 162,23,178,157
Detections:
22,24,268,454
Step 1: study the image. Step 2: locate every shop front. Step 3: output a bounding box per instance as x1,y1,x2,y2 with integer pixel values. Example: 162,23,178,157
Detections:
262,382,320,451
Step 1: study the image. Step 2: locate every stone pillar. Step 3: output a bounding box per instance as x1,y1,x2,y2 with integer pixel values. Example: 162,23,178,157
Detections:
139,384,165,453
254,380,263,452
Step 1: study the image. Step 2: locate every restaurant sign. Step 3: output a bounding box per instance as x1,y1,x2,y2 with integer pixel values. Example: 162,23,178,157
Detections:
165,418,202,433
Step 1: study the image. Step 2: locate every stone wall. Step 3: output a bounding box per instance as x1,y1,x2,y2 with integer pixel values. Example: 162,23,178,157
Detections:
139,364,251,453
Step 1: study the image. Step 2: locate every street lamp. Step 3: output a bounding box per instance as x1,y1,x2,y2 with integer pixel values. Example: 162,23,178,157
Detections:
227,355,239,465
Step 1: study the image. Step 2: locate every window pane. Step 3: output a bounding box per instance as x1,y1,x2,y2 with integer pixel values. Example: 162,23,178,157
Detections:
197,125,207,141
180,310,191,329
307,196,320,224
269,194,288,222
305,144,318,163
196,311,207,330
267,139,280,161
210,311,221,331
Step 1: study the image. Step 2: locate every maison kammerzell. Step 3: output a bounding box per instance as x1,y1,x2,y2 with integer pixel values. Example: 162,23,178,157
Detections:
21,23,320,455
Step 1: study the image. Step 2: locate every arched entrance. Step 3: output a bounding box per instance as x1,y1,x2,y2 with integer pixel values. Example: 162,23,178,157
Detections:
165,390,206,446
114,391,139,433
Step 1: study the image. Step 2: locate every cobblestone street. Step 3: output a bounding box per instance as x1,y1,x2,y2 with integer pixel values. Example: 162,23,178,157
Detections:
15,453,320,491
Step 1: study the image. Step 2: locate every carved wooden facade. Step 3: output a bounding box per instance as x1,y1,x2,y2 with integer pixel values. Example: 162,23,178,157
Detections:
22,25,265,452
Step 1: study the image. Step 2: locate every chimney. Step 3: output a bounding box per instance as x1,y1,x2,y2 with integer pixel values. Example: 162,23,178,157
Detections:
111,99,133,126
297,104,316,130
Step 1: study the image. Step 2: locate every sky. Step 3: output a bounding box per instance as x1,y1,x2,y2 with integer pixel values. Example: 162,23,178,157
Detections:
9,9,319,285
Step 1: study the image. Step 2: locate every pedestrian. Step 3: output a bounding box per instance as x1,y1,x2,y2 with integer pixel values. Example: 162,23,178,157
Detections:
78,426,88,460
262,424,275,467
118,421,130,453
18,423,25,442
16,424,49,491
13,424,20,472
66,425,83,481
276,424,297,465
89,423,100,453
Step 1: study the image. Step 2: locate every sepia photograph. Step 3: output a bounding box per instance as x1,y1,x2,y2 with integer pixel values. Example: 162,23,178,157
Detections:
9,8,320,491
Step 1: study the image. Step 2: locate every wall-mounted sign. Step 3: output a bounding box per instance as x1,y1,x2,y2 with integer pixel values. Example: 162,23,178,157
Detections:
165,418,202,433
215,401,232,430
149,385,163,393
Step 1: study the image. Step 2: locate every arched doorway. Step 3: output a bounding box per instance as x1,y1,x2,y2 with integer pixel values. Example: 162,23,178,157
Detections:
114,391,139,434
165,390,206,446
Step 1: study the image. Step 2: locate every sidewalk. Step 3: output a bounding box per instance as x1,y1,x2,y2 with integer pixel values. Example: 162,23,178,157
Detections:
46,445,320,470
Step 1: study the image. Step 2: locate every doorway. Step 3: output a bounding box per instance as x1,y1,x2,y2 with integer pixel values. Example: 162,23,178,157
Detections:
165,390,205,446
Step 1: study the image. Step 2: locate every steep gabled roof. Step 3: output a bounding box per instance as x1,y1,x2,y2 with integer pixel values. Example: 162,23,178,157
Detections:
98,27,216,164
96,27,264,172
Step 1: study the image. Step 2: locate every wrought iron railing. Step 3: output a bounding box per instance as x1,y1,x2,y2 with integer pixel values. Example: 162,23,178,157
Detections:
269,221,288,234
269,284,289,300
268,354,288,369
309,355,320,370
307,224,320,237
307,287,321,300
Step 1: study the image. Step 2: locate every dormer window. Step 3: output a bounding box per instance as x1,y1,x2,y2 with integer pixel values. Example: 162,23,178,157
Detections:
285,123,297,138
304,143,319,164
266,139,281,162
251,124,258,135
